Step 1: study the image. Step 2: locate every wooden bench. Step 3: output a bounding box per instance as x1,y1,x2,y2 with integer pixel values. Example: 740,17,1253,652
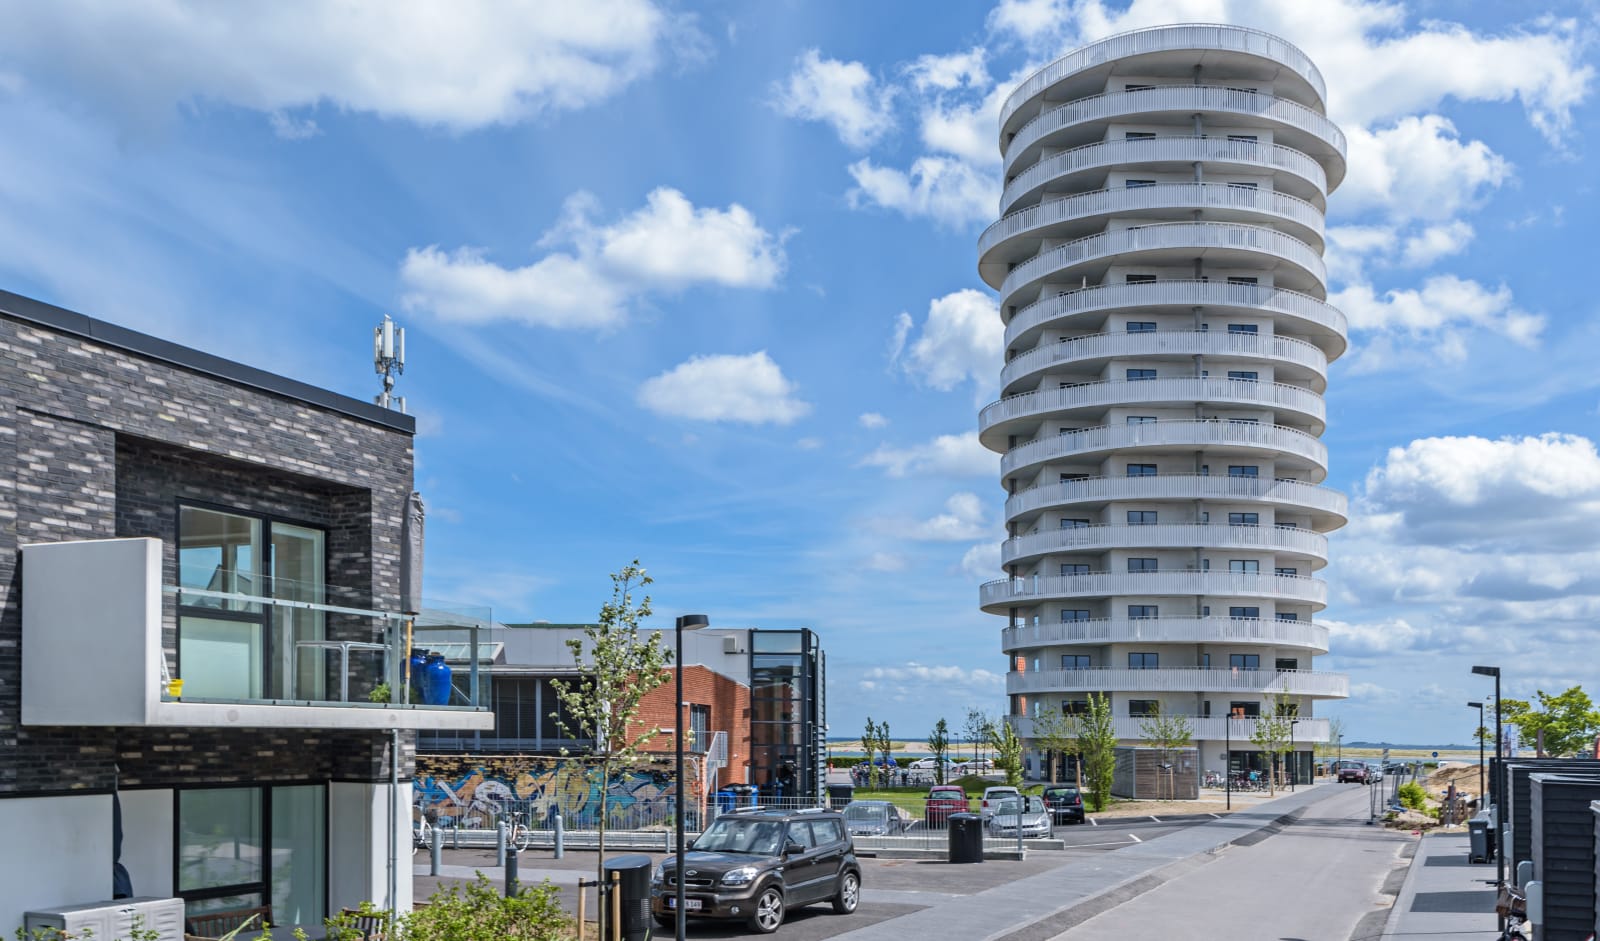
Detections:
338,908,390,940
184,905,272,940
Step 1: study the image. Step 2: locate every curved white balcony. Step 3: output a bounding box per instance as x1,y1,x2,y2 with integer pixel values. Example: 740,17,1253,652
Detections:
1006,666,1349,697
1002,137,1327,216
980,183,1326,263
1010,714,1332,744
1005,280,1346,358
1002,616,1329,653
979,570,1328,610
1001,524,1328,568
1004,475,1347,529
995,223,1325,308
1003,86,1345,185
1001,331,1327,394
980,378,1325,446
996,419,1328,480
1001,24,1328,135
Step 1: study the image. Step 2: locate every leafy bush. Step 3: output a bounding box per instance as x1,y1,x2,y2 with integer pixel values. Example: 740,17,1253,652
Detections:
1398,780,1429,812
405,873,570,941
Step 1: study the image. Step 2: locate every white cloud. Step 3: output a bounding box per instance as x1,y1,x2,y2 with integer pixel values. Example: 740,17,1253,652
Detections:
848,156,999,227
961,542,1001,581
906,48,989,93
1338,116,1512,223
858,412,889,429
1400,221,1474,268
268,111,319,140
636,351,811,425
892,288,1002,395
859,662,1004,693
400,187,784,330
0,0,705,132
796,437,823,450
865,552,908,573
908,492,989,541
1333,275,1543,372
770,49,896,149
1321,617,1446,658
860,432,994,478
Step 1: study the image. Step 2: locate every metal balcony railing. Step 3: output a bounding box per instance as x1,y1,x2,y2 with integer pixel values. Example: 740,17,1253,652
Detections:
997,419,1328,479
1001,615,1329,652
1004,666,1349,697
1003,474,1346,523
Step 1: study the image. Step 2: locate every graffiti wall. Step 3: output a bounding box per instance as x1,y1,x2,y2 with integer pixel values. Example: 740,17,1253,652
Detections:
414,754,701,827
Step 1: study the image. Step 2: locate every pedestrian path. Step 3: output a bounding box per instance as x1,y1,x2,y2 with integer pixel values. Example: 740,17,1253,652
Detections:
1380,829,1498,939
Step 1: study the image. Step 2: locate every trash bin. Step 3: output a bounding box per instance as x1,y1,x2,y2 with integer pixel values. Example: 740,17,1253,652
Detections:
715,789,736,815
827,783,854,810
948,813,984,864
729,784,758,807
603,854,654,941
1467,810,1494,863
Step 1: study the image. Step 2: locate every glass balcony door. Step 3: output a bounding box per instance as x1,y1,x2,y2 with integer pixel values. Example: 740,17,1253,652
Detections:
271,523,326,700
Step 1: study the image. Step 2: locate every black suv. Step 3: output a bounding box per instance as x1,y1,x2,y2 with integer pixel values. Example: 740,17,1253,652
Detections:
651,807,862,934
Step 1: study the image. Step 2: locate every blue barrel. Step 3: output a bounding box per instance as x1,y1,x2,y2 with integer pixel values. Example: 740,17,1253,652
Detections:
419,652,453,705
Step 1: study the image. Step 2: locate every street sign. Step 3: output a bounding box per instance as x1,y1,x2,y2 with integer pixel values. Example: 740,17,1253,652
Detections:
1432,751,1439,758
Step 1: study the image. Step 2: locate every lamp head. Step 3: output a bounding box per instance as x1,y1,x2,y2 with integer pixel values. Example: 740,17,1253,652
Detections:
1471,665,1500,678
675,614,710,631
1467,700,1484,708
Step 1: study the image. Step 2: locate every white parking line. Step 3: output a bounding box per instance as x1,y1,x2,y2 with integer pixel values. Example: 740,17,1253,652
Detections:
1063,838,1142,849
1127,832,1143,843
1087,817,1099,827
1148,815,1161,823
1208,813,1222,819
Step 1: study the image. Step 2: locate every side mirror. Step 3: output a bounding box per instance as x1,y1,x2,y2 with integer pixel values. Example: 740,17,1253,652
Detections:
785,840,805,856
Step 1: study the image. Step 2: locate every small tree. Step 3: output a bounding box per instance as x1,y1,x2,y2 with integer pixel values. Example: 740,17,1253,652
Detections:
1138,704,1193,800
548,561,671,941
1078,692,1117,811
928,718,951,784
861,717,879,788
1501,686,1600,757
1249,694,1294,795
875,719,893,780
1030,708,1082,786
988,718,1024,787
964,708,989,764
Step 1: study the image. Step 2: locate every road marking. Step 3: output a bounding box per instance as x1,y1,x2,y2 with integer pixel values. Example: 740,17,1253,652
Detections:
1208,813,1222,819
1062,839,1142,848
1087,817,1099,827
1148,815,1161,823
1127,832,1142,843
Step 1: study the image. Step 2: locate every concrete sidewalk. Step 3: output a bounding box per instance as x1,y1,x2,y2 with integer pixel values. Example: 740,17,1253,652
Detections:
1379,829,1499,939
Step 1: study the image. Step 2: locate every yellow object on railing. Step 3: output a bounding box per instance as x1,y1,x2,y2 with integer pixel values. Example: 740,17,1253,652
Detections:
166,679,183,698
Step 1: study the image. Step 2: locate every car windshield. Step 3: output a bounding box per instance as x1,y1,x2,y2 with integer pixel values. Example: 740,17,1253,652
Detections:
844,804,888,823
691,818,786,854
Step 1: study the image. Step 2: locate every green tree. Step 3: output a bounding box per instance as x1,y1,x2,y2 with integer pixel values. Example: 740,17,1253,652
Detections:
875,719,894,783
1248,694,1294,795
861,717,879,788
548,561,671,941
1502,686,1600,756
963,708,989,764
988,717,1024,787
1030,708,1082,786
1077,692,1117,811
928,718,951,785
1138,704,1193,800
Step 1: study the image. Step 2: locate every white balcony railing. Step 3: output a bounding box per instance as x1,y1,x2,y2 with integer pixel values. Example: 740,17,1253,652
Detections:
1002,330,1327,391
997,419,1328,479
1003,475,1347,524
1001,24,1328,132
1001,523,1328,566
980,378,1325,439
1009,713,1333,743
1001,136,1327,216
979,569,1328,609
981,182,1325,260
1004,86,1345,180
997,222,1326,305
1004,280,1347,353
1001,615,1330,652
1005,666,1349,697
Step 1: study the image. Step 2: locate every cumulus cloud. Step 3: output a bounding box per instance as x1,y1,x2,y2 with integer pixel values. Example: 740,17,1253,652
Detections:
906,48,990,93
0,0,705,132
859,432,995,478
847,156,999,228
890,289,1002,395
1333,275,1543,372
1339,116,1513,223
636,351,811,425
400,188,785,329
770,49,896,149
907,492,990,541
961,541,1002,581
858,662,1004,696
858,412,889,428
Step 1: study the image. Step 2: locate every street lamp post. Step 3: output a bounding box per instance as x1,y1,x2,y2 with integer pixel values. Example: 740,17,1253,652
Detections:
1467,700,1485,806
1224,715,1231,811
1289,719,1300,792
1472,665,1504,929
674,614,709,941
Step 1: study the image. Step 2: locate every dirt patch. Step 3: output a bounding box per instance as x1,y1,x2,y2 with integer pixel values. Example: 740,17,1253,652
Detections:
1427,761,1486,799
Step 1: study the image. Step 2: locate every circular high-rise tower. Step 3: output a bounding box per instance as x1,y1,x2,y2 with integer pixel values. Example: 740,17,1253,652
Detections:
976,25,1348,784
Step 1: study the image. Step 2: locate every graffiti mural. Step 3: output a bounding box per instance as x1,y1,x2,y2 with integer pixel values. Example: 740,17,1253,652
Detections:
414,754,701,828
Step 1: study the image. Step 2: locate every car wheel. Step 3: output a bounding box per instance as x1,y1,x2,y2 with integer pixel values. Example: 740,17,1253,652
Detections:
832,871,860,914
749,886,785,934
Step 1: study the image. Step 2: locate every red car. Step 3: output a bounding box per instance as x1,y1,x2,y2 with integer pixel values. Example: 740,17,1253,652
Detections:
924,785,970,828
1336,761,1370,784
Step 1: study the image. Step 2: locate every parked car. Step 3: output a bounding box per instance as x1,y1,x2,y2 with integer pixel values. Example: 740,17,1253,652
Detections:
924,785,969,828
842,800,905,837
651,806,861,934
987,795,1052,839
979,785,1020,820
1041,784,1085,824
1365,762,1385,783
1335,760,1370,784
909,757,956,773
957,758,995,774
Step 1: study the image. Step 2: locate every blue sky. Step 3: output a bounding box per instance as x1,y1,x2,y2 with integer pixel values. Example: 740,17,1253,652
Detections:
2,0,1598,747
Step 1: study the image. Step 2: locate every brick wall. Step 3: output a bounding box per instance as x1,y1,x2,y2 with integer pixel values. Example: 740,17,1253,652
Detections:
631,665,751,787
0,312,416,796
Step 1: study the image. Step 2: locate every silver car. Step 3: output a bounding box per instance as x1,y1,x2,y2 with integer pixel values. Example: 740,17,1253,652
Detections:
987,795,1051,839
843,799,905,837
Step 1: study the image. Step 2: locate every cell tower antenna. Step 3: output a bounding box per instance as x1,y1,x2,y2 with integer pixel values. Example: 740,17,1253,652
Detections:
373,314,407,413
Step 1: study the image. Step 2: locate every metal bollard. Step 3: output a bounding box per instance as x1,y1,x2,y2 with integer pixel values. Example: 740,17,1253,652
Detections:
505,846,520,897
496,821,507,868
452,820,459,850
430,823,442,876
553,811,564,859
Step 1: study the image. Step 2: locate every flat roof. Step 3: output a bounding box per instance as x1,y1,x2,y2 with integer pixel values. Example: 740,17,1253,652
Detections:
0,288,414,434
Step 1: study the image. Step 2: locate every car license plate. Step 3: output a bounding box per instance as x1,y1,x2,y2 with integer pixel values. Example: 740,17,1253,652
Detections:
667,897,702,911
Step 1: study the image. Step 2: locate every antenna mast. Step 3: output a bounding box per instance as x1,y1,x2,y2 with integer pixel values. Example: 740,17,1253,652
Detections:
373,314,407,413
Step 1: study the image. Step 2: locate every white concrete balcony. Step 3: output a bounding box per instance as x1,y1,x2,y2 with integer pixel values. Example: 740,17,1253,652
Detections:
994,223,1326,308
996,419,1328,481
1001,136,1327,216
1002,616,1329,653
1004,280,1346,358
1001,24,1328,135
1001,523,1328,568
1010,713,1332,743
979,570,1328,611
1001,330,1327,395
980,183,1326,263
1006,666,1348,698
20,537,495,730
1004,475,1347,530
1003,86,1345,184
979,378,1325,447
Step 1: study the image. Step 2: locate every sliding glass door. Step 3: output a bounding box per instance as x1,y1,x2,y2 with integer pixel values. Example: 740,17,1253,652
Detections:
177,785,326,925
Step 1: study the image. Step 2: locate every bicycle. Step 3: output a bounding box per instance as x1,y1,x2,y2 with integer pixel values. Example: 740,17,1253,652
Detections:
412,814,432,856
505,808,533,852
